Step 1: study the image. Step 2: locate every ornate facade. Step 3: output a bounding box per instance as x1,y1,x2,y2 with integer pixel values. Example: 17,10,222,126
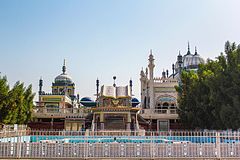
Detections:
30,60,85,130
139,44,204,131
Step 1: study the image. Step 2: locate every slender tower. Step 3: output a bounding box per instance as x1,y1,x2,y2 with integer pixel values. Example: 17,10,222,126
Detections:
140,68,146,108
39,77,43,96
38,77,43,104
129,79,133,96
177,51,183,74
96,78,99,101
172,64,175,79
148,50,155,109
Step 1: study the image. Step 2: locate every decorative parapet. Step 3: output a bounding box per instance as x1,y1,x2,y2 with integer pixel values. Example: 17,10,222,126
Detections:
32,107,89,118
140,108,178,119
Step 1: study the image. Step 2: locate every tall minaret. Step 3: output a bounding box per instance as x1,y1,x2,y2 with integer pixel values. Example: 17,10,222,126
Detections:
129,79,133,96
96,78,99,100
39,77,43,96
148,50,155,80
140,68,146,108
148,50,155,109
177,51,183,74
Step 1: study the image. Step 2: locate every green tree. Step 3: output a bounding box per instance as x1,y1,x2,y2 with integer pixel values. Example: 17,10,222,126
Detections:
0,76,35,124
177,41,240,130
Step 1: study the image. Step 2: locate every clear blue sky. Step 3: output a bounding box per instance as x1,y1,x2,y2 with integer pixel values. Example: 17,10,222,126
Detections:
0,0,240,100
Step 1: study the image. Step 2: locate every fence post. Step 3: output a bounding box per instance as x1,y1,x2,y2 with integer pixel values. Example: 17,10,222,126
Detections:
17,130,22,159
216,131,221,159
150,131,153,159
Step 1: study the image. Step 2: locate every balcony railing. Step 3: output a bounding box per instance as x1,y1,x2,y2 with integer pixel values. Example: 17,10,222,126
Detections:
139,108,178,119
32,107,89,118
140,109,177,114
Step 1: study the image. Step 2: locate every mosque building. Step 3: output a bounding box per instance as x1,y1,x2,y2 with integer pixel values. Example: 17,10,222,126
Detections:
30,43,204,132
30,60,85,130
31,60,142,132
139,43,204,131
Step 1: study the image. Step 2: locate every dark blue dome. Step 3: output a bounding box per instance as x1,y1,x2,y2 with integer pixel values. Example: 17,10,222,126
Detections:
80,97,92,102
80,97,96,107
131,98,140,107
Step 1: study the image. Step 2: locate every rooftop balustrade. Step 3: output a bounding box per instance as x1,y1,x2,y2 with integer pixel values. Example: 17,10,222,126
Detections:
140,108,178,119
32,107,90,118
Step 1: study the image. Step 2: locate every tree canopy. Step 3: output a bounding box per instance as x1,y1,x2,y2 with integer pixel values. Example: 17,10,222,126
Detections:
177,41,240,130
0,76,35,124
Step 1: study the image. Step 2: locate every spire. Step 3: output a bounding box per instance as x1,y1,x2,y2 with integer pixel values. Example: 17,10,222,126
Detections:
148,49,155,80
96,78,99,100
149,49,154,61
140,67,145,77
113,76,116,87
62,59,66,74
187,42,191,55
194,46,198,55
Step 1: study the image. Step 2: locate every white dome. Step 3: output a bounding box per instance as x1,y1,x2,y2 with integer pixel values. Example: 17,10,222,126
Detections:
191,54,204,67
183,54,193,68
182,54,204,69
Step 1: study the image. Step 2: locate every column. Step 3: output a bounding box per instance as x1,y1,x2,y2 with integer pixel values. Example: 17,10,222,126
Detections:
100,113,104,130
126,113,131,130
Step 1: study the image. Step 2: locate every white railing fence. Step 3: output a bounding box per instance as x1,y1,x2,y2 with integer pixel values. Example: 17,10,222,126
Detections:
0,130,240,159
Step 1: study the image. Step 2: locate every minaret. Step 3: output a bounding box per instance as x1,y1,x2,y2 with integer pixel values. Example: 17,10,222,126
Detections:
162,69,166,79
96,78,99,100
172,64,175,79
148,50,155,109
129,79,133,96
140,68,146,108
148,49,155,80
39,77,43,95
140,68,145,78
96,78,99,107
145,67,148,78
62,59,66,74
166,70,169,78
177,51,183,74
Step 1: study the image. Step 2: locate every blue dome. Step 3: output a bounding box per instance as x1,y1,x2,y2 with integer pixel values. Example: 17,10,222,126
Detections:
80,97,92,102
131,98,140,107
80,97,96,107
